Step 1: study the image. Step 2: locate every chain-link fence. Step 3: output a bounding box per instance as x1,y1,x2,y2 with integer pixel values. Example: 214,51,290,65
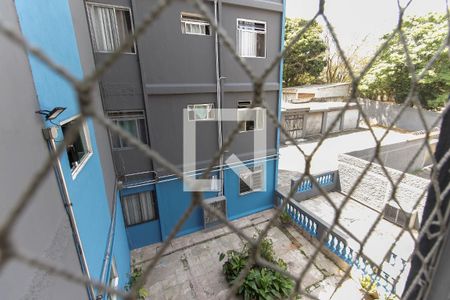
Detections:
0,0,449,299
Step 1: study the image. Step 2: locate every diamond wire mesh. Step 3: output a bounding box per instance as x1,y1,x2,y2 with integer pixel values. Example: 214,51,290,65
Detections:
0,0,449,299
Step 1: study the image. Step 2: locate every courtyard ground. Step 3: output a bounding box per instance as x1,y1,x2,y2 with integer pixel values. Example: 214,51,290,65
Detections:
132,209,365,300
278,126,419,174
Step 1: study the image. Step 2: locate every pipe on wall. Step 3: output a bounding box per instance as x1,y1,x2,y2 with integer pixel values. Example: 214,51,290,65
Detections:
44,127,96,300
97,180,121,299
214,0,224,196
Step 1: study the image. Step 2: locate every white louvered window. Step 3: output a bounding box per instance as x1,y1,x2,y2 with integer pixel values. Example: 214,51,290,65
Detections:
237,19,266,58
86,3,136,53
181,12,211,36
121,191,157,226
187,103,215,121
239,166,264,195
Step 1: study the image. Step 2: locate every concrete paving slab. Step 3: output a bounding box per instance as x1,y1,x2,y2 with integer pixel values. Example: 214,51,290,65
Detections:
133,209,363,299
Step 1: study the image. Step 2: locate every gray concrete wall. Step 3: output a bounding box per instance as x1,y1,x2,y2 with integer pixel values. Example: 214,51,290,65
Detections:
101,0,282,176
325,110,341,133
338,154,429,221
87,0,150,177
69,0,117,210
0,1,86,298
315,83,350,99
304,112,323,136
360,98,441,132
281,107,359,142
342,109,359,130
219,2,282,87
222,91,278,162
88,0,282,178
347,137,437,173
146,92,220,176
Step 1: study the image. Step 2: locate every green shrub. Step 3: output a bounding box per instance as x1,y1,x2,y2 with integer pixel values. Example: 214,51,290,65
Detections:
360,275,380,299
125,264,149,300
219,236,295,299
220,250,248,283
279,211,292,225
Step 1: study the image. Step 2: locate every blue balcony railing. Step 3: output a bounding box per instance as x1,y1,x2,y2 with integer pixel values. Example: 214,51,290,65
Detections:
276,191,408,296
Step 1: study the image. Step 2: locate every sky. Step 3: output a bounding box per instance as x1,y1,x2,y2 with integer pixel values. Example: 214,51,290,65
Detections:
285,0,448,55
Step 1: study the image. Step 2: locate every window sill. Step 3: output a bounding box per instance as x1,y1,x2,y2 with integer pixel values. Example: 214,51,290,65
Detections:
239,188,262,196
125,218,158,227
239,55,266,59
94,51,136,55
71,152,93,180
239,128,264,133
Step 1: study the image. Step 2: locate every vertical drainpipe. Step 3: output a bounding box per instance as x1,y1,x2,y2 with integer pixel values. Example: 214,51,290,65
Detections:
274,0,286,195
43,127,95,300
97,181,120,299
214,0,224,196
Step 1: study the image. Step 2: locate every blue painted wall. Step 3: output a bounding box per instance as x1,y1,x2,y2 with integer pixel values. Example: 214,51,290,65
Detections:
124,159,276,249
15,0,130,286
156,179,218,241
224,159,276,220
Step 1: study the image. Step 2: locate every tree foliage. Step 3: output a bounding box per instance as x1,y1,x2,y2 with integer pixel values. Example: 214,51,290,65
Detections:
359,13,449,110
322,33,368,84
283,18,327,87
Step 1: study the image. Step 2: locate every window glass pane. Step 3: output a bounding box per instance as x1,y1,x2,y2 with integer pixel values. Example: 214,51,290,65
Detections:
115,9,135,53
187,104,214,120
88,5,118,52
139,192,155,221
138,119,147,144
181,13,211,36
110,121,122,148
237,20,265,57
62,120,89,170
122,191,157,226
194,105,208,119
119,119,138,137
108,111,147,149
246,120,255,131
257,33,265,57
117,119,138,148
239,172,252,194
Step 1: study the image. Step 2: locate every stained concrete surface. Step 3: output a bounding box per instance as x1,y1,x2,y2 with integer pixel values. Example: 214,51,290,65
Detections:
132,209,364,300
279,126,419,175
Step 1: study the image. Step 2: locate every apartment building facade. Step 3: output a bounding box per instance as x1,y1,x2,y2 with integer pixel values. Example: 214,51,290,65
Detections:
0,0,130,298
84,0,285,249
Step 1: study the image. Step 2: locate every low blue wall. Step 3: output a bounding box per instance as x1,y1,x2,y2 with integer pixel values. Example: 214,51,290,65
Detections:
156,179,218,241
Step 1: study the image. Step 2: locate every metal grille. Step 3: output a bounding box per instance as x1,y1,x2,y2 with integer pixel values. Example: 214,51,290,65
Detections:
0,0,449,299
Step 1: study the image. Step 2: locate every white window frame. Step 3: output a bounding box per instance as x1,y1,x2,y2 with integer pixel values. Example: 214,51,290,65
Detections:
181,12,211,36
187,103,215,121
237,101,264,133
86,2,136,54
239,165,264,195
107,111,147,150
236,18,267,58
60,115,93,179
